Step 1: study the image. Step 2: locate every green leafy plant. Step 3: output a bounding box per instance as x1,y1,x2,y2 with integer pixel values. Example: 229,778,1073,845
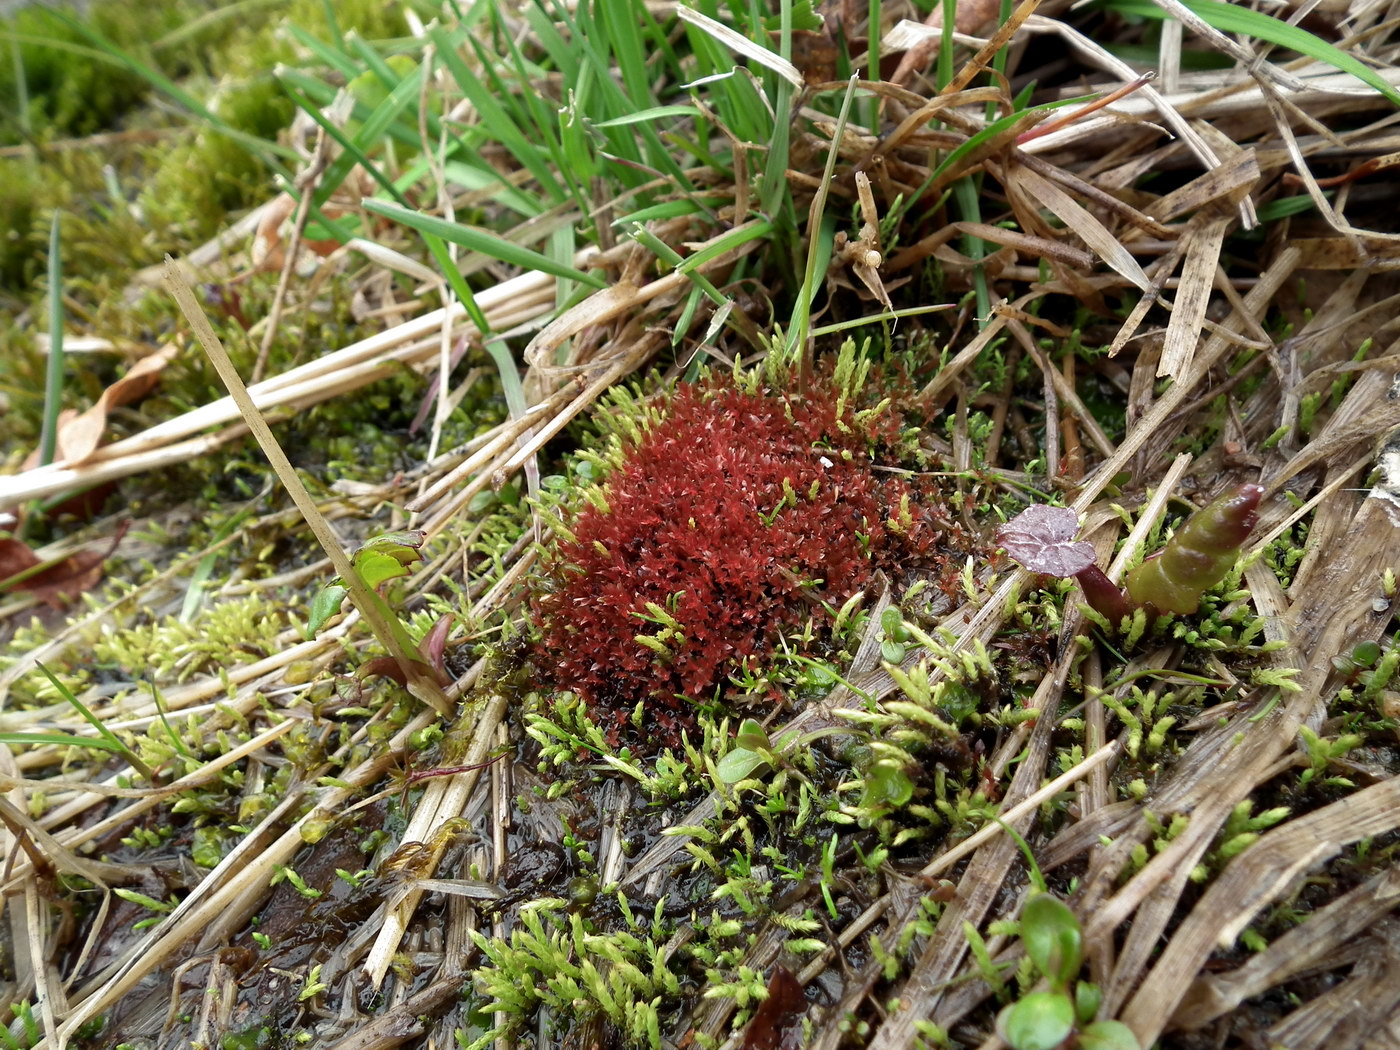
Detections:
465,894,679,1050
996,892,1139,1050
304,529,451,690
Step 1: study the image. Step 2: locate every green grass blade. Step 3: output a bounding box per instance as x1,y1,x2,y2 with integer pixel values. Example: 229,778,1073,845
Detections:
44,9,299,161
312,61,425,211
38,213,62,468
0,30,111,64
953,176,991,324
364,199,606,287
676,218,773,277
809,304,955,336
319,0,342,51
895,93,1091,227
430,159,542,217
626,224,728,305
34,662,156,783
151,0,286,51
594,104,703,128
424,236,492,337
429,24,570,204
758,0,796,219
276,82,398,239
0,732,127,754
8,31,30,136
788,76,859,356
147,680,196,761
938,0,956,86
616,199,718,224
282,21,360,78
1103,0,1400,106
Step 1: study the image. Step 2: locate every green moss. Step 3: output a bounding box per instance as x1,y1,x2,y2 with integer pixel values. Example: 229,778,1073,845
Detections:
88,593,293,681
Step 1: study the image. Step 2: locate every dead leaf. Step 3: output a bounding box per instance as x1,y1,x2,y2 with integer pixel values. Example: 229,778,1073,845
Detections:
0,521,129,608
251,192,346,274
24,344,180,469
741,965,806,1050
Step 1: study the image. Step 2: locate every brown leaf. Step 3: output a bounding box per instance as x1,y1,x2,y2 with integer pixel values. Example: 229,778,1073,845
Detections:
418,615,454,683
0,521,129,608
741,965,805,1050
24,344,180,469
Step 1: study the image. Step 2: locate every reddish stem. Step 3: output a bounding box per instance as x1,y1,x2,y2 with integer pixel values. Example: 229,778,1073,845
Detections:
1075,564,1134,626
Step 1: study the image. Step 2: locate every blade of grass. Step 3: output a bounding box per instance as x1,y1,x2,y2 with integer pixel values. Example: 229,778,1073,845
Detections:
677,217,774,277
895,93,1092,227
319,0,342,52
45,9,300,160
560,1,693,191
1104,0,1400,106
308,60,426,212
810,303,955,336
8,30,30,137
147,680,196,762
363,199,606,287
424,237,492,338
866,0,881,129
151,0,286,50
953,176,991,325
281,22,362,79
37,15,365,251
788,75,860,359
758,0,798,221
0,732,129,754
35,662,157,783
429,23,571,205
938,0,956,86
38,213,62,469
675,6,804,90
626,224,729,305
594,104,704,128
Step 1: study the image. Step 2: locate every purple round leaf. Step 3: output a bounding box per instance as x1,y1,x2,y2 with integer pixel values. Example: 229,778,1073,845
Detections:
997,505,1096,578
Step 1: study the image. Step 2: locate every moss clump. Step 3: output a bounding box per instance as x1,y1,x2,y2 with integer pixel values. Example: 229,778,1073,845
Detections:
530,357,983,748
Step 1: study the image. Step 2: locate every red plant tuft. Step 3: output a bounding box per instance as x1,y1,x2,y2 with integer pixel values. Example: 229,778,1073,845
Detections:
531,372,967,747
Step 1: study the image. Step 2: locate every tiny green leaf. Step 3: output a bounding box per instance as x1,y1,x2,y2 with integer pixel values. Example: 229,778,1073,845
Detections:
1021,893,1083,987
355,550,413,590
736,718,770,752
1075,979,1104,1024
862,760,914,809
352,530,426,568
1077,1019,1142,1050
306,584,348,639
997,991,1076,1050
717,747,768,783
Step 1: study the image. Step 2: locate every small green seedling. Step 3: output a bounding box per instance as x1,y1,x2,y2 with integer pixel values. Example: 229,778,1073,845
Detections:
995,893,1140,1050
305,530,450,689
986,820,1140,1050
716,719,779,783
306,530,426,639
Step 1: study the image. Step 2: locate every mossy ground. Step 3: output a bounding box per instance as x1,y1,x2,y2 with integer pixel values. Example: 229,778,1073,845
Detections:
3,2,1400,1050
